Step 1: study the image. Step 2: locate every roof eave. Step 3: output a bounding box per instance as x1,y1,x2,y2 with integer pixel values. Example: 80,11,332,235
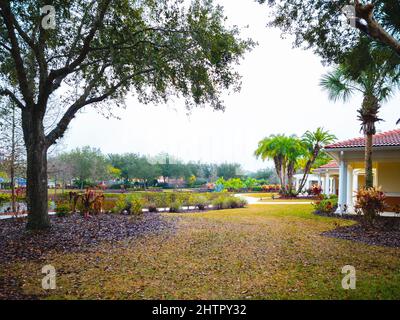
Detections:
324,145,400,152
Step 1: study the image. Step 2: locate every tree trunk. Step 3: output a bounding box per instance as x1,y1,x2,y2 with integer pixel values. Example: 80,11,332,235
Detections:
297,147,320,194
10,103,16,213
25,141,49,229
23,110,50,230
365,133,374,188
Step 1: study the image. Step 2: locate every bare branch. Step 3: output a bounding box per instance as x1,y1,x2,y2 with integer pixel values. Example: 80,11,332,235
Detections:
45,66,156,146
0,88,25,109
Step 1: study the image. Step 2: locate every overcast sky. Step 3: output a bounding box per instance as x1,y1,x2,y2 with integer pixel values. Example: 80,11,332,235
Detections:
62,0,400,171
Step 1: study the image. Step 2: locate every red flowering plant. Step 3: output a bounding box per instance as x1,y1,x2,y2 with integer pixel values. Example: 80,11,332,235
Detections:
354,187,387,225
308,184,323,197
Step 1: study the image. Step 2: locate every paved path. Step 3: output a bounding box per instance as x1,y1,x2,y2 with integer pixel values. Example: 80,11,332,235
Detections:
235,194,312,205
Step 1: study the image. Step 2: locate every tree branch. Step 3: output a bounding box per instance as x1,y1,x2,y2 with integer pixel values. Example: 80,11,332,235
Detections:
354,0,400,56
45,66,156,146
0,88,25,109
48,0,111,85
0,1,35,106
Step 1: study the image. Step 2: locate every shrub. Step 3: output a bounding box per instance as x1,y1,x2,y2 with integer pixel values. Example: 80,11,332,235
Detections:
307,184,323,196
192,195,209,210
312,195,338,215
103,199,116,212
147,202,158,213
0,193,11,203
169,200,182,213
113,194,143,215
113,195,128,213
262,184,281,193
128,195,144,215
355,187,386,224
55,201,70,217
224,197,240,209
212,196,226,210
235,197,248,208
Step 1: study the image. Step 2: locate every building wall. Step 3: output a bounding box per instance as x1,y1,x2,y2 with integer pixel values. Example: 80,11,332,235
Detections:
378,162,400,193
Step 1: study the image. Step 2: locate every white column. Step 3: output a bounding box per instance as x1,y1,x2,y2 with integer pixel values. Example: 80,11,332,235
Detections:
337,157,348,214
318,174,322,187
324,172,330,196
352,171,359,206
346,166,353,210
329,177,334,194
332,178,336,195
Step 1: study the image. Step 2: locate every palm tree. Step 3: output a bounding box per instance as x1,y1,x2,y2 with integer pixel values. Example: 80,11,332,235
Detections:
255,134,304,195
296,128,336,194
320,43,400,188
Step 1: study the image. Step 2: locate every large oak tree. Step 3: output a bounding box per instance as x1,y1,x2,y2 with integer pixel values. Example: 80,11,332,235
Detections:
0,0,253,230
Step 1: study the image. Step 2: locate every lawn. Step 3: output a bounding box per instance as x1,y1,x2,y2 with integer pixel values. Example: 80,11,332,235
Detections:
242,193,277,198
1,204,400,300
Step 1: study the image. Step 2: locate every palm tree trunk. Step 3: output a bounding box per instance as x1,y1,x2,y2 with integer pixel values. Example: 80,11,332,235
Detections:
365,133,374,188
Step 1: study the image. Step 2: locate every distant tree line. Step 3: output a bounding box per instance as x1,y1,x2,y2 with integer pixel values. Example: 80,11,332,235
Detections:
47,147,278,190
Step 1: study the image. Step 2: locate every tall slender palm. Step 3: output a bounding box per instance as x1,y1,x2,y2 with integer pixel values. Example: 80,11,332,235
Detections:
297,128,336,194
320,44,400,188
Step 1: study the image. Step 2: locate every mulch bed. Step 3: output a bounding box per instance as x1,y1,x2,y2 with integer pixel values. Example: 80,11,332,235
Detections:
0,213,179,264
322,216,400,248
0,213,179,300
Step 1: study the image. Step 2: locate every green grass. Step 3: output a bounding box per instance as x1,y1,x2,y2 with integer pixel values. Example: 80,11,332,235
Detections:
3,204,400,299
241,193,277,198
257,198,313,203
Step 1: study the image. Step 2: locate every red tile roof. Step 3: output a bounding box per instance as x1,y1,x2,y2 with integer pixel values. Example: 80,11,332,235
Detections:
318,161,338,169
325,129,400,149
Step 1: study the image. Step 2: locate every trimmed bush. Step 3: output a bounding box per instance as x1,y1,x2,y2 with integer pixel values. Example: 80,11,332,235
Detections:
55,201,71,217
194,195,209,210
212,195,247,210
0,193,11,203
129,195,143,215
212,196,226,210
113,194,143,215
169,200,183,213
355,187,386,223
235,197,248,208
147,202,158,213
312,195,338,215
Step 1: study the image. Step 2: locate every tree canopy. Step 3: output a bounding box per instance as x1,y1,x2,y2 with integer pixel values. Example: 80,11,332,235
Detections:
258,0,400,64
0,0,254,229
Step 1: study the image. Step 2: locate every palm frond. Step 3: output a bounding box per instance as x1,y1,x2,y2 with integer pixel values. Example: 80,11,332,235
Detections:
319,69,354,102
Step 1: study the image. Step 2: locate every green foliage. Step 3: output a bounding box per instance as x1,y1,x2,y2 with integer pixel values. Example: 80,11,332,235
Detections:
216,163,242,180
255,128,336,195
355,187,387,223
187,175,197,187
113,194,143,215
60,147,110,187
243,177,258,189
212,195,247,210
129,195,144,216
255,134,305,195
114,195,128,213
169,200,183,213
189,194,209,210
0,193,11,203
312,195,338,215
55,201,71,217
259,0,400,64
